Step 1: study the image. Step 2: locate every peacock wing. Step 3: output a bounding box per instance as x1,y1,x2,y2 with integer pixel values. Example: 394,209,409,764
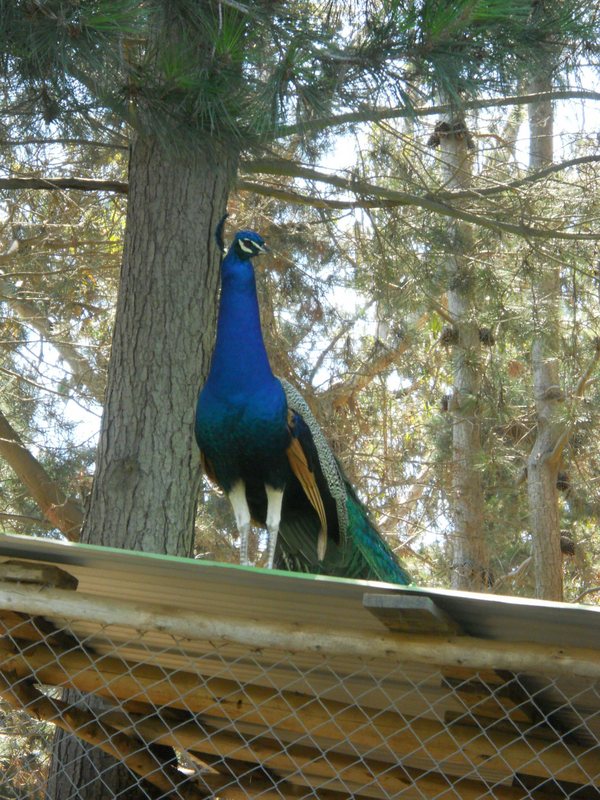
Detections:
280,379,348,545
279,378,411,585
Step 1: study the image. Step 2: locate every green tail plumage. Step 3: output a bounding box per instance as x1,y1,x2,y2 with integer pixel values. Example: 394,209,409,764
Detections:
275,380,411,585
274,471,410,583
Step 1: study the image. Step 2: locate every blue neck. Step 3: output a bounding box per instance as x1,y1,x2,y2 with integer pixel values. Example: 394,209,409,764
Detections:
207,251,274,392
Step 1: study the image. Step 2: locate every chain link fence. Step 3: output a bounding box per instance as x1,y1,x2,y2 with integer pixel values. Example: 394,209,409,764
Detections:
1,596,599,800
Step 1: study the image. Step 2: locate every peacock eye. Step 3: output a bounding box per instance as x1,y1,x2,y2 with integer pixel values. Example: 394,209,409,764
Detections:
238,239,256,254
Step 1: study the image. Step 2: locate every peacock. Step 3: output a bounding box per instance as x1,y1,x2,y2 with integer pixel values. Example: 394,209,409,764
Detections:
195,217,411,584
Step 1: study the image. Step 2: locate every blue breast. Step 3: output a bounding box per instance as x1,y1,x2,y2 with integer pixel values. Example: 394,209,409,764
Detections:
196,378,291,491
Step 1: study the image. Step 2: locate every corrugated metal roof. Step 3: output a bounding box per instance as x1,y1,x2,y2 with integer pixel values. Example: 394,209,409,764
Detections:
0,532,598,650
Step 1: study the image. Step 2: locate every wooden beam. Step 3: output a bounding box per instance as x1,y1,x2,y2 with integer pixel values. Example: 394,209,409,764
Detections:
364,594,463,635
103,706,424,799
0,635,597,787
104,705,565,800
0,608,464,719
0,669,344,800
0,669,207,800
0,560,78,590
441,672,534,725
1,581,599,680
11,688,552,800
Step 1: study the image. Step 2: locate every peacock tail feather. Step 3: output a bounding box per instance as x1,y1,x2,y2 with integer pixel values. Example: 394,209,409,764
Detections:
278,379,410,585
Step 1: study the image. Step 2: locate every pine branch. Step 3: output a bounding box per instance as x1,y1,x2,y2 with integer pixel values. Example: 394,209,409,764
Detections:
492,556,532,592
0,366,102,411
276,90,600,138
322,313,428,409
0,138,127,150
547,342,600,468
0,512,53,529
238,179,362,208
0,176,128,193
4,146,597,205
240,162,600,241
396,466,433,544
573,586,600,604
324,341,409,410
0,251,104,404
481,101,524,173
436,155,600,201
308,300,375,385
0,410,83,539
3,151,599,242
425,294,455,325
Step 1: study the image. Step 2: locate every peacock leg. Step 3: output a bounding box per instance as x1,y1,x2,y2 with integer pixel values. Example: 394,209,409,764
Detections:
265,485,284,569
239,522,251,565
228,481,252,565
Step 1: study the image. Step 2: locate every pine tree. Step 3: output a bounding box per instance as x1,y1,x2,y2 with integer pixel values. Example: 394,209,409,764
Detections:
429,113,489,590
1,1,598,795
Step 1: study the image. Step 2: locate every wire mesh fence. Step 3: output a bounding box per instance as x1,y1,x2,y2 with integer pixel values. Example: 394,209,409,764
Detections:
1,599,599,800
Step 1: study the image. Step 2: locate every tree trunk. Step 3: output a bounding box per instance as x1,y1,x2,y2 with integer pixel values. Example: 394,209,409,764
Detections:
46,134,236,798
84,136,235,554
437,118,489,591
526,72,564,601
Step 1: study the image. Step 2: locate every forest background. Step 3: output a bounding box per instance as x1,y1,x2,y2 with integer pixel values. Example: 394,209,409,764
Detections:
1,0,600,616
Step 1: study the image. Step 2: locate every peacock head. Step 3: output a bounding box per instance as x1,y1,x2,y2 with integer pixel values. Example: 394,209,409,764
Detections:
231,230,269,261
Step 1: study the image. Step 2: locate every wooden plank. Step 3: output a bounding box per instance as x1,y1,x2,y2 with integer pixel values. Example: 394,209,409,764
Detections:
0,560,78,590
185,712,567,793
0,609,37,633
442,675,534,724
364,593,463,635
0,609,88,654
1,635,597,787
70,699,566,800
0,611,465,721
0,669,205,800
441,665,507,685
0,668,350,800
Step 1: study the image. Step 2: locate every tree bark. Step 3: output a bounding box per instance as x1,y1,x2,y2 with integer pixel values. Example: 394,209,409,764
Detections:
436,119,489,591
46,135,236,799
526,71,564,601
83,136,235,554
